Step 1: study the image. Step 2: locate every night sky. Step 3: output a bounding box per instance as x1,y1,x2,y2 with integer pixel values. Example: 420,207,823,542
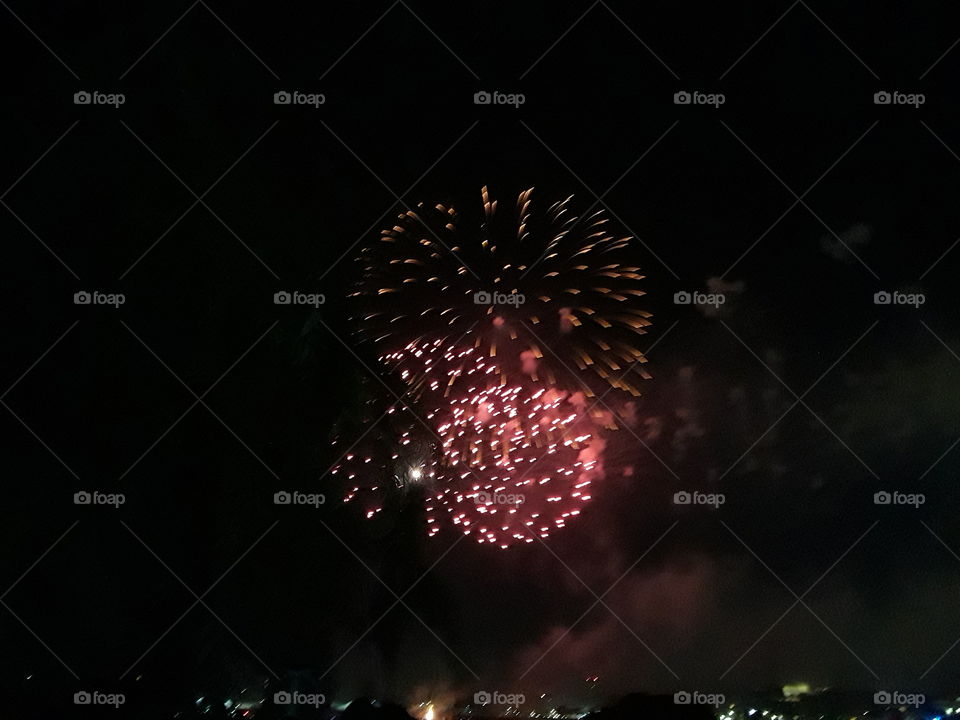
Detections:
2,1,960,717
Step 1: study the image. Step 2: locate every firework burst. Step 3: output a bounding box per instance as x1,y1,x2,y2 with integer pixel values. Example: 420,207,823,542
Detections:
350,186,653,397
334,187,653,546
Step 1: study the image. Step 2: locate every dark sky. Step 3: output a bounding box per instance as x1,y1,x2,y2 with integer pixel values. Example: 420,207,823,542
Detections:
2,1,960,717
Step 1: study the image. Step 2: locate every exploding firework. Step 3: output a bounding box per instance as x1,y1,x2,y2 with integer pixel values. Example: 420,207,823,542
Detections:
333,187,653,546
333,361,604,548
350,186,653,397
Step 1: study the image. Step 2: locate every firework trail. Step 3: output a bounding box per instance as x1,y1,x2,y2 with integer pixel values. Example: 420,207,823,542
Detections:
333,187,652,546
